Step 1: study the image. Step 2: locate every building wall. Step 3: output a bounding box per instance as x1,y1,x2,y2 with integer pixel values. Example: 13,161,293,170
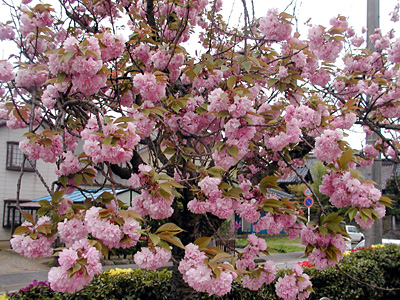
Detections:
0,126,58,240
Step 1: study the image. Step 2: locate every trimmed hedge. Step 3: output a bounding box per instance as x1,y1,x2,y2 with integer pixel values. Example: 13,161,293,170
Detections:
6,245,400,300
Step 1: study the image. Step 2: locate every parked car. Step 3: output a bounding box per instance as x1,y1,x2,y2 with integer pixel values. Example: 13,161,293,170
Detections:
345,225,364,242
355,239,400,249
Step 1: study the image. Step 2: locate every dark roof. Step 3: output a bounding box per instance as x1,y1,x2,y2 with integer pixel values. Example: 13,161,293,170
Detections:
277,159,315,184
268,188,294,199
33,188,129,203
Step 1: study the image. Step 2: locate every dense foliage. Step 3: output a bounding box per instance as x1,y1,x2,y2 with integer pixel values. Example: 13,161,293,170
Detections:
2,0,400,298
5,245,400,300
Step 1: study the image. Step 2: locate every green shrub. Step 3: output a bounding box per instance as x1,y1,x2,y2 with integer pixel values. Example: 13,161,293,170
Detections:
7,245,400,300
305,244,400,300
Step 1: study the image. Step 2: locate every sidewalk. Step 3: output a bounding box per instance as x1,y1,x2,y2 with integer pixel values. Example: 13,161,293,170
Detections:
0,250,305,293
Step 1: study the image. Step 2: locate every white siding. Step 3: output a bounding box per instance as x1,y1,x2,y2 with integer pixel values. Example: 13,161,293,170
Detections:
0,126,58,240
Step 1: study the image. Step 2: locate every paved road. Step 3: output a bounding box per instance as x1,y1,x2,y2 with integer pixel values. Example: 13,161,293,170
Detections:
0,251,305,293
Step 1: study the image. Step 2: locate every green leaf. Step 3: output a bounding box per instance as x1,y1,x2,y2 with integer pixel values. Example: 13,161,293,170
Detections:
22,212,35,225
194,236,212,248
74,173,83,186
338,148,353,170
155,223,184,234
346,207,358,221
59,175,68,187
13,226,29,235
241,61,251,72
52,190,65,203
213,252,231,262
318,226,328,236
227,145,238,158
207,166,226,177
215,110,230,117
56,71,67,83
227,75,236,90
38,200,52,209
159,235,185,249
37,207,48,216
149,233,161,246
63,51,76,63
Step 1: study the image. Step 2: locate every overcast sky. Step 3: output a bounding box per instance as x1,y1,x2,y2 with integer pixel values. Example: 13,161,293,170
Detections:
1,0,400,149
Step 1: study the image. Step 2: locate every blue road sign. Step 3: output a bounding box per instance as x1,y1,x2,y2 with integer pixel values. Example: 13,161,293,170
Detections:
304,197,314,207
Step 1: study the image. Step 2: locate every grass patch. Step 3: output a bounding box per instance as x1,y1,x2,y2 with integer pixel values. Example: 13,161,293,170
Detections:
235,234,305,253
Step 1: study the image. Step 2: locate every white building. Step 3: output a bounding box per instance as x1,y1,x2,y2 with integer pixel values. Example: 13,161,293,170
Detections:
0,121,58,240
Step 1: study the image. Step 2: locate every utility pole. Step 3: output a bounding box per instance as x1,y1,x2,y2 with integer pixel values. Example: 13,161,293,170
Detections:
364,0,383,246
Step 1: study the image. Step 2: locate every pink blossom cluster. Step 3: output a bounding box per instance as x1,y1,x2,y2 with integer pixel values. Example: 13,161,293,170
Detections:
178,243,237,296
0,23,15,40
188,176,236,219
128,163,151,188
308,25,343,62
254,212,297,236
330,112,356,130
235,177,266,223
10,216,55,259
41,83,69,109
388,38,400,64
241,260,276,290
100,32,125,61
128,108,155,138
58,217,88,247
133,246,171,270
84,206,141,249
275,264,312,300
320,170,386,229
81,117,140,164
300,226,347,269
0,60,14,82
369,29,390,51
56,197,73,216
0,106,41,130
129,164,174,219
15,68,48,88
313,129,343,163
192,70,223,92
131,189,174,219
132,72,166,103
236,234,268,270
265,104,318,152
48,36,106,95
19,134,63,163
55,151,82,176
236,235,278,290
259,9,292,42
48,239,102,293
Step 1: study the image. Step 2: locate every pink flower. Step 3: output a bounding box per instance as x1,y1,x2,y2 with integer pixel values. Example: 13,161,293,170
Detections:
134,246,171,270
15,68,48,88
48,239,102,293
313,129,343,163
198,176,221,195
0,23,15,40
58,218,88,247
275,265,312,300
0,61,14,82
55,152,81,176
100,32,125,61
132,73,166,102
259,9,292,42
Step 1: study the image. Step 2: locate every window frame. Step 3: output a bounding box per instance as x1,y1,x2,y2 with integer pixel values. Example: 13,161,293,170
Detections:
6,141,35,172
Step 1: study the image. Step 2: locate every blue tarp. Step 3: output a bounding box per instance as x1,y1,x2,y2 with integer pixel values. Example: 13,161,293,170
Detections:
32,189,129,203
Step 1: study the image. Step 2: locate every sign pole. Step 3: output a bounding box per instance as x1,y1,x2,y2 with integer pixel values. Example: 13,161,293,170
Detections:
308,207,310,223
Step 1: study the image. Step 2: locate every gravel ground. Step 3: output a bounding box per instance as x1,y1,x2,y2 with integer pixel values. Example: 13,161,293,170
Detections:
0,249,52,275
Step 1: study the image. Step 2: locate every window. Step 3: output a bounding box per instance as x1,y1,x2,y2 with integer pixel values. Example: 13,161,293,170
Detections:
6,142,35,171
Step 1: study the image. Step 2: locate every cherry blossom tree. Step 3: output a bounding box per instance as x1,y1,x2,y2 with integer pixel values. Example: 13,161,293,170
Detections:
1,0,399,299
